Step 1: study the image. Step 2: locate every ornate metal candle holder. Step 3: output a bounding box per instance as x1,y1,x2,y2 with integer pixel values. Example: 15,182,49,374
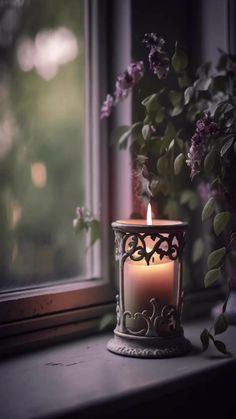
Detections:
107,220,192,358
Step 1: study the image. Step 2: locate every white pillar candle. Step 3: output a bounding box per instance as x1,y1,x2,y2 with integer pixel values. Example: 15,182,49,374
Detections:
124,254,175,331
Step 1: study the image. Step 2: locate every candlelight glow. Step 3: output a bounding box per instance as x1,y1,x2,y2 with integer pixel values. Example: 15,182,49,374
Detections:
146,202,152,225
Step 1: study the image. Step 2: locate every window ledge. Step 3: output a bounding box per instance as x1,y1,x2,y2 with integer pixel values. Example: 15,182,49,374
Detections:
1,319,236,419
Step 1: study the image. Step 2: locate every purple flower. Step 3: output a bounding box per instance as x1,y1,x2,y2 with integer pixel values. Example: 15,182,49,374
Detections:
117,71,134,90
186,112,218,180
114,71,133,103
149,50,170,80
76,206,85,220
143,33,165,51
128,61,144,83
114,61,144,103
100,94,114,119
100,61,144,118
143,32,170,80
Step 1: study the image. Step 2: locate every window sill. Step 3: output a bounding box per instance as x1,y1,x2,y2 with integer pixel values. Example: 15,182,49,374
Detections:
0,278,115,352
1,319,236,419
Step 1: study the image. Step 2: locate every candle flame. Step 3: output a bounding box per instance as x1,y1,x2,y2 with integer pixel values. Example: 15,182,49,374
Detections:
146,203,152,225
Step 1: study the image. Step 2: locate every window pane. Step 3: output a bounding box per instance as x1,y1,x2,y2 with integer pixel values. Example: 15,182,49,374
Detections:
0,0,90,291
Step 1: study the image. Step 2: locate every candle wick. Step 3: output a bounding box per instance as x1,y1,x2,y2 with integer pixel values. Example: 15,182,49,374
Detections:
152,256,155,264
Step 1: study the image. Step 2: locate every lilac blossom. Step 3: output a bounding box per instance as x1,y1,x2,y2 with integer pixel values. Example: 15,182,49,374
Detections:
100,61,144,118
128,61,144,84
149,50,170,79
114,61,144,103
114,71,133,102
143,33,165,50
76,206,85,220
100,94,114,119
186,112,218,180
143,32,170,80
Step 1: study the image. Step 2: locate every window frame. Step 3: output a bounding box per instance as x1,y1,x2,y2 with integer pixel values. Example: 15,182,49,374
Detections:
0,0,116,351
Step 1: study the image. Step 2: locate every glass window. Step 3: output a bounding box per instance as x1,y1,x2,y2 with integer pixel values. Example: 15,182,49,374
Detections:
0,0,95,292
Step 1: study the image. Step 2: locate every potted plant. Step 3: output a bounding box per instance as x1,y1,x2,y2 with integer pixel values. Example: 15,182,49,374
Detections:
75,33,236,354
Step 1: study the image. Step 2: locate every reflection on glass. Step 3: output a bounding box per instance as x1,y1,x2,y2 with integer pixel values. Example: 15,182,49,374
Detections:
0,0,87,291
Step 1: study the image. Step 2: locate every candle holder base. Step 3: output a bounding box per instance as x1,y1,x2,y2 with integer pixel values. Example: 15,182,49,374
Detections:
107,330,192,358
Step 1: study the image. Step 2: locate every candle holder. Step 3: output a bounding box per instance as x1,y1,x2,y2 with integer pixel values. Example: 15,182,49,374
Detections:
107,220,192,358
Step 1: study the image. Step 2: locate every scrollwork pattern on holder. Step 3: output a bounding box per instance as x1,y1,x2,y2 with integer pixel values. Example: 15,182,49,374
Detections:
116,297,178,337
114,230,186,264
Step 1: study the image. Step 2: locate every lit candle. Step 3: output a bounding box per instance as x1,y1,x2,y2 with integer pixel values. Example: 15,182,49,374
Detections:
123,204,178,331
108,207,191,358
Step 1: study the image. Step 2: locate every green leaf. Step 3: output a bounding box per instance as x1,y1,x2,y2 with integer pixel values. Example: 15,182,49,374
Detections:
201,197,216,222
114,122,142,148
204,150,216,173
142,124,150,140
176,136,184,151
214,314,228,335
213,340,229,355
141,94,159,112
169,90,183,107
214,102,234,120
213,211,230,236
194,77,212,91
187,104,200,122
207,247,226,269
164,121,176,141
180,190,199,210
89,219,101,246
196,62,211,78
168,139,175,150
225,116,234,128
174,153,185,175
192,238,204,263
220,136,234,157
178,73,190,88
156,178,170,196
204,268,221,288
180,190,193,204
171,43,188,73
169,106,183,117
161,121,176,150
212,75,227,92
155,107,165,123
184,86,194,105
164,200,179,219
131,121,143,135
200,328,209,351
111,125,131,147
73,218,86,234
210,177,220,189
156,155,169,175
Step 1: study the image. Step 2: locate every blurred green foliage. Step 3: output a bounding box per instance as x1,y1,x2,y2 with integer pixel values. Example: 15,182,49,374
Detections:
0,0,86,289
